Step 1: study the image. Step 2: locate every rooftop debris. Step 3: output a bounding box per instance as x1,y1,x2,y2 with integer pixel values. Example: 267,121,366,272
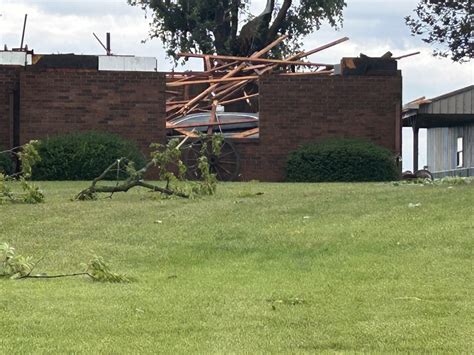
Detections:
165,35,349,139
165,36,419,139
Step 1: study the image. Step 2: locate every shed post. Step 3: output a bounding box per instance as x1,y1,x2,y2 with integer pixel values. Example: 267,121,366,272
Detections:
412,123,419,171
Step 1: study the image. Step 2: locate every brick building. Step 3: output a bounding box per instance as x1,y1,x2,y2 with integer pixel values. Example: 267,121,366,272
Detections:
0,52,402,181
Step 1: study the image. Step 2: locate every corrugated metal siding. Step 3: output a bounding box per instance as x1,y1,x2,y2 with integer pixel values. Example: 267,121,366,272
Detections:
421,87,474,114
427,124,474,175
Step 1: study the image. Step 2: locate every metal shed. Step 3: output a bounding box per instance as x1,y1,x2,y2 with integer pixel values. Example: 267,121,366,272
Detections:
403,85,474,177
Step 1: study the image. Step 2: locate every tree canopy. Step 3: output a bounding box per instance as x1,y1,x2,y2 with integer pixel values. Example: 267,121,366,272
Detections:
128,0,346,59
405,0,472,62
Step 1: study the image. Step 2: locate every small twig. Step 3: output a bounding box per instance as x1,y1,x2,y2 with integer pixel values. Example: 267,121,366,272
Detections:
0,146,22,155
19,254,46,279
108,158,123,199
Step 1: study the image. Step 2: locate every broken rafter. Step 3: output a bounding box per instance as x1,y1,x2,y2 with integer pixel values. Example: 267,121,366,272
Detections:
207,100,218,135
294,37,349,60
178,35,288,114
230,127,259,138
178,52,329,67
167,75,259,87
165,35,349,123
278,70,333,76
393,51,421,60
219,93,259,106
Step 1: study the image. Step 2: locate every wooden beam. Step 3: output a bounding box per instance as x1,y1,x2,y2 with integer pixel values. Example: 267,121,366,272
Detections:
174,128,199,137
207,100,218,135
278,70,333,76
214,80,249,100
252,34,289,57
231,127,259,138
393,51,420,60
204,55,212,71
295,37,349,60
178,52,329,67
167,75,258,87
219,93,259,106
413,124,419,171
179,35,288,114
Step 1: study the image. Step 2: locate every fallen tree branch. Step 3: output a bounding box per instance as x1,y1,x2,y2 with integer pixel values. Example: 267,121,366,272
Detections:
19,272,92,280
75,159,189,200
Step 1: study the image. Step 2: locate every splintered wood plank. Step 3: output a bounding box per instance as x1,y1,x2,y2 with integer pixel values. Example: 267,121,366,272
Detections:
167,75,258,87
178,53,329,67
173,128,199,137
177,35,288,114
294,37,349,60
231,127,259,138
278,70,333,76
219,93,258,106
207,100,218,135
393,51,420,60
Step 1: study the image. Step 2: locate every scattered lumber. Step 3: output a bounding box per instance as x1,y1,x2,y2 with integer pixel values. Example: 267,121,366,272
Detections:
177,53,331,67
166,36,351,138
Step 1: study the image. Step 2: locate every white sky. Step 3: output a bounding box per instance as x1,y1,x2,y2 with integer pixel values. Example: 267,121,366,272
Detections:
0,0,472,170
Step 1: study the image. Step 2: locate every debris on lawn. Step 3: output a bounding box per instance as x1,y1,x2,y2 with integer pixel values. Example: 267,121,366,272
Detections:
394,296,422,301
393,176,473,187
267,297,306,310
408,203,422,208
0,243,131,283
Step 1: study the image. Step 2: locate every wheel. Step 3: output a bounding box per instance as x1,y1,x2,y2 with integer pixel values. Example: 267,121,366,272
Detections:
402,170,416,180
414,169,433,180
184,139,240,181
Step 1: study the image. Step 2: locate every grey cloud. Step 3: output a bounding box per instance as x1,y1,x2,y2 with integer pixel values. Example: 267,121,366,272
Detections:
7,0,140,17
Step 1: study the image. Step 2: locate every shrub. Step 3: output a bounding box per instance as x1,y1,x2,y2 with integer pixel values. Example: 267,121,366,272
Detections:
32,132,146,180
0,149,15,176
286,138,399,182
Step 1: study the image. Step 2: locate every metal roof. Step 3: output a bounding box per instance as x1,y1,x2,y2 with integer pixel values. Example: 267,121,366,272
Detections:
419,85,473,115
403,85,474,128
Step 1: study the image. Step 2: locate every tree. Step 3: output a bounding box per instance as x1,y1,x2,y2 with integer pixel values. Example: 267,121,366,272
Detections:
128,0,346,59
405,0,472,62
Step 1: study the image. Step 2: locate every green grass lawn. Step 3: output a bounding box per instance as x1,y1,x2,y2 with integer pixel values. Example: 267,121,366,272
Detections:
1,181,473,353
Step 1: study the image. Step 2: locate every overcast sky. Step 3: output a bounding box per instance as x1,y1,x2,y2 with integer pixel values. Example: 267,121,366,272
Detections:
1,0,473,170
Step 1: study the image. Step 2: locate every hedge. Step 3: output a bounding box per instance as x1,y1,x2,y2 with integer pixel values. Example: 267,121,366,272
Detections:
286,138,399,182
0,149,15,176
32,132,146,180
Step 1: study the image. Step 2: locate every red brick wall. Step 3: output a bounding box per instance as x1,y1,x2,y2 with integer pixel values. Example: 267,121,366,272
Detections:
1,66,401,182
19,69,166,152
235,74,402,181
0,67,20,149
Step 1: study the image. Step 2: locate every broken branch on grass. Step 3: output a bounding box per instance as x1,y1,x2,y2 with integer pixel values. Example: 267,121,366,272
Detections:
75,159,189,200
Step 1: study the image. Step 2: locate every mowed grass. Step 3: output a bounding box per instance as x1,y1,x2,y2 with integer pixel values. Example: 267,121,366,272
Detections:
0,181,473,353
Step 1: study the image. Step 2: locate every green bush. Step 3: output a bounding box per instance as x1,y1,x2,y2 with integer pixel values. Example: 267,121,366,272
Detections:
32,132,146,180
0,149,15,176
286,138,399,182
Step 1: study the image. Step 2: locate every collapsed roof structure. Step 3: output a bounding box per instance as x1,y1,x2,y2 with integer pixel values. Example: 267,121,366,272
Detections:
165,35,417,139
